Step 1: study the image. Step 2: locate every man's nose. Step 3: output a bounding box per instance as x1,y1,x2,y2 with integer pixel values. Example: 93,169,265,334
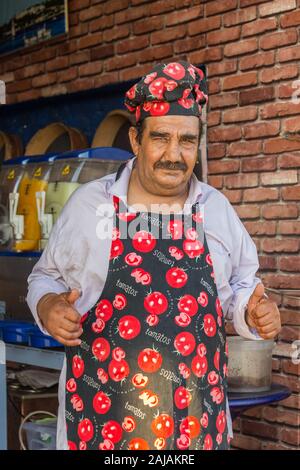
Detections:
165,139,182,161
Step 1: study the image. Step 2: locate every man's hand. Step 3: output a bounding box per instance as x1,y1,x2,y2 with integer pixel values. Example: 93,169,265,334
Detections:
37,289,83,347
245,283,281,340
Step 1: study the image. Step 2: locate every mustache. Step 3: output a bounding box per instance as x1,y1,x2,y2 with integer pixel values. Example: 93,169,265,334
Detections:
154,161,188,171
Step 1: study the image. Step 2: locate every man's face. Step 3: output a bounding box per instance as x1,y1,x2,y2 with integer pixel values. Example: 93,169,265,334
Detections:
129,115,200,197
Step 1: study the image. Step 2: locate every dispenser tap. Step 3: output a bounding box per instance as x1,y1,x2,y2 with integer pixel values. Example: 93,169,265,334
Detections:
36,191,53,239
9,192,24,240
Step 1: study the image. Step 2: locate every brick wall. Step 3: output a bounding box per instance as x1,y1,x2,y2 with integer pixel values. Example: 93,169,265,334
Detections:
0,0,299,450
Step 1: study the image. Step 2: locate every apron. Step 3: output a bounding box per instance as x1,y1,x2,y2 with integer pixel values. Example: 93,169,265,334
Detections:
65,168,230,451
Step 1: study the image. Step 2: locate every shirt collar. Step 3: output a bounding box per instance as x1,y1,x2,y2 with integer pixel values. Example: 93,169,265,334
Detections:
108,156,203,211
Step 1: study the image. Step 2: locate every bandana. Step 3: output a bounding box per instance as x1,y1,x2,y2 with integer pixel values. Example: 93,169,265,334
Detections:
124,61,208,123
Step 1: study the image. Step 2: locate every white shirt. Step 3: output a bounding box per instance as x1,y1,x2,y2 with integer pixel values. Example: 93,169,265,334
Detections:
27,157,261,449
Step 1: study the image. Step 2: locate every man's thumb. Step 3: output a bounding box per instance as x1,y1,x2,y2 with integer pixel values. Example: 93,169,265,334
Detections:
66,288,81,305
248,283,265,313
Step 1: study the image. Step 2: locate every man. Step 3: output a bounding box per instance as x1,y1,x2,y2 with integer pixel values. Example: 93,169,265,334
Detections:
27,61,281,450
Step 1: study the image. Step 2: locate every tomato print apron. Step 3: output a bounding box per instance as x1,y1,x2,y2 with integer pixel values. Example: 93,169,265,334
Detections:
65,171,230,451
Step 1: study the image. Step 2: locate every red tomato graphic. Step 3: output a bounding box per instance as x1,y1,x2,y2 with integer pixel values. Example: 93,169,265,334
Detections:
70,394,84,412
113,293,127,310
138,348,162,373
178,295,198,316
166,267,188,288
192,212,203,223
178,97,194,109
191,355,208,378
174,386,192,409
131,268,152,285
203,314,217,337
154,437,166,450
183,239,204,259
72,355,84,379
144,291,168,315
112,347,126,362
216,433,223,445
68,441,77,450
111,227,120,240
126,84,137,100
178,363,191,379
174,332,196,356
97,368,108,384
108,358,130,382
139,389,159,408
204,434,213,451
124,252,143,266
78,418,94,443
92,337,110,362
180,416,201,439
132,230,156,253
80,312,88,325
196,343,207,357
132,373,149,388
79,441,87,451
216,411,226,434
95,299,113,322
151,414,174,438
99,439,114,450
66,378,77,393
128,438,150,450
214,349,220,370
102,420,123,444
93,391,111,414
200,412,209,428
146,313,159,326
149,77,168,99
197,291,208,307
149,101,170,116
215,298,223,317
206,253,213,266
92,318,105,334
169,246,184,260
175,311,191,327
185,227,198,241
208,371,219,386
210,387,224,405
167,220,183,240
122,416,136,433
118,315,141,340
163,62,186,80
118,212,136,222
110,238,124,259
144,71,157,84
176,433,191,450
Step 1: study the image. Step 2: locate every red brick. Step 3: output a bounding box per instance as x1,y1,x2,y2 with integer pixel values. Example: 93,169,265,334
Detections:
90,44,114,61
89,14,114,32
174,35,206,54
138,44,173,64
281,393,300,409
224,38,258,57
262,204,298,219
244,221,276,235
231,433,261,450
207,144,226,159
242,17,277,37
166,5,203,26
259,255,277,270
208,111,221,127
224,6,256,26
262,407,300,425
225,173,258,188
260,65,299,84
105,0,129,14
261,170,298,185
6,79,32,94
224,106,257,123
57,67,78,83
68,77,94,93
18,63,45,79
279,258,300,273
188,16,221,35
208,78,221,95
207,175,223,189
209,92,238,109
242,156,277,172
206,0,237,16
79,4,103,21
233,204,260,219
222,189,243,203
263,239,300,255
280,326,300,342
103,25,130,42
133,17,163,35
280,308,300,325
240,50,275,71
282,185,300,200
271,373,300,393
243,121,280,139
261,102,300,119
208,61,237,77
284,116,300,134
207,160,240,174
149,0,177,16
79,60,103,77
278,45,300,63
208,126,242,142
259,0,297,17
244,187,279,202
227,140,262,157
45,56,69,72
207,26,241,45
260,29,298,51
279,220,300,235
280,428,300,446
115,4,148,24
281,10,300,28
240,0,272,5
151,25,186,45
30,48,56,63
239,86,274,106
279,153,300,169
77,32,103,49
69,0,90,12
41,84,67,98
242,420,278,440
14,89,41,102
120,64,154,81
117,36,149,54
264,138,300,154
223,72,257,90
94,72,119,88
32,72,57,88
190,47,223,64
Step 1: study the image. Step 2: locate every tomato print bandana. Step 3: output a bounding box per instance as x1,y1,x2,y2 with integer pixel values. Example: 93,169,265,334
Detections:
124,61,208,123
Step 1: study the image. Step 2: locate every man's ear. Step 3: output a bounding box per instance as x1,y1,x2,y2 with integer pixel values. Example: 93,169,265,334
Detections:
128,126,139,156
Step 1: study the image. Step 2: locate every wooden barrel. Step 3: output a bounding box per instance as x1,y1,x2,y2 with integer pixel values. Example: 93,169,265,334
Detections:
0,131,23,162
25,122,88,156
92,110,133,153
